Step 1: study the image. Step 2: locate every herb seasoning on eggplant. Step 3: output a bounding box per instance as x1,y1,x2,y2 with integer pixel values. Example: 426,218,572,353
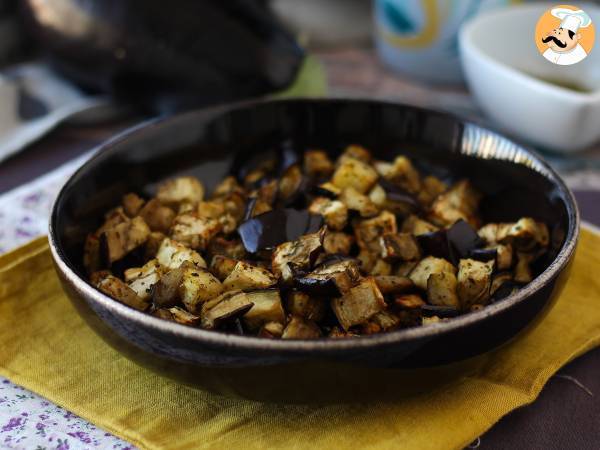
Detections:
85,145,550,338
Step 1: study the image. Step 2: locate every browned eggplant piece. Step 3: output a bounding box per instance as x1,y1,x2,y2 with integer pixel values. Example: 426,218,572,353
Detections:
381,156,422,193
514,252,535,283
357,249,378,274
409,256,456,290
124,259,162,301
394,261,418,277
354,211,397,254
156,237,206,270
156,176,204,208
180,267,223,314
339,187,379,218
421,304,460,318
294,258,360,296
285,291,327,322
258,321,285,338
332,158,378,194
323,231,354,255
308,197,348,231
271,229,325,284
278,165,304,204
90,270,112,286
497,218,550,251
395,294,426,309
281,316,321,339
371,259,392,276
374,275,413,295
243,290,286,330
380,233,421,262
153,306,200,326
238,209,323,253
222,261,277,291
377,178,420,214
122,193,145,217
100,216,151,265
417,175,447,205
209,255,238,281
394,294,424,327
416,230,450,260
200,290,254,330
426,271,459,308
331,277,386,330
83,234,102,274
447,220,484,261
212,176,245,199
97,274,149,311
362,310,401,334
402,214,439,236
314,182,342,199
430,180,481,228
139,199,176,233
304,149,334,178
96,207,129,236
457,259,494,309
328,327,359,338
169,213,221,250
338,145,372,164
144,232,166,259
151,266,184,308
208,237,247,260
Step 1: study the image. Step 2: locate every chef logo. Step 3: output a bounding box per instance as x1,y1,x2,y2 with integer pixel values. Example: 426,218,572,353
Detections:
535,5,595,65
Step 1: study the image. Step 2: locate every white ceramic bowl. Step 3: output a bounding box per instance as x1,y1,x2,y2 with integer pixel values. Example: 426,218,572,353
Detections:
460,2,600,153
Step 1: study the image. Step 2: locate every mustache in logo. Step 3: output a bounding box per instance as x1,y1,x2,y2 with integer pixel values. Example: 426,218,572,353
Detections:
542,35,567,48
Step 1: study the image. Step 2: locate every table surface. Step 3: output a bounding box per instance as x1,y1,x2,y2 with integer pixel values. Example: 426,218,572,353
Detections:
0,48,599,449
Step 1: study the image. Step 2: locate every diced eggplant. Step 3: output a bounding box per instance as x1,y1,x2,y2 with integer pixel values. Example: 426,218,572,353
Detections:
100,216,151,264
90,270,112,286
258,321,285,338
144,231,166,259
356,249,377,274
421,304,460,318
377,178,420,214
96,207,129,236
328,327,358,338
478,223,498,245
490,273,520,301
380,156,421,194
200,290,254,330
222,261,277,291
380,233,421,262
139,199,176,233
514,252,535,283
84,234,101,274
294,258,360,296
417,175,447,205
338,144,372,164
151,266,186,308
271,229,324,284
238,208,323,253
331,158,378,194
365,310,401,333
285,291,327,322
457,258,494,309
281,316,321,339
314,182,342,198
278,165,304,205
422,316,443,325
97,274,148,311
153,306,200,326
447,219,483,262
243,290,285,330
471,244,513,270
354,211,397,254
124,259,162,301
169,213,221,250
323,230,354,255
416,230,451,260
156,237,206,270
371,259,392,276
394,294,426,309
156,176,204,208
179,267,223,313
308,197,348,231
304,149,334,178
331,277,386,330
402,215,439,235
339,187,379,218
409,256,456,290
208,237,247,260
426,271,459,308
497,218,549,251
394,261,418,277
209,255,238,281
429,180,481,227
368,184,386,208
374,275,413,295
212,176,245,199
122,193,145,217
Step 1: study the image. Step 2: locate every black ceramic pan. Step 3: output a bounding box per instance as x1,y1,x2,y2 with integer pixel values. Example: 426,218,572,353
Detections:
49,99,579,402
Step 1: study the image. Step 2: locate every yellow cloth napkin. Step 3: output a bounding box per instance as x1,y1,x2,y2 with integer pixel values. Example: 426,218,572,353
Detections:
1,228,599,450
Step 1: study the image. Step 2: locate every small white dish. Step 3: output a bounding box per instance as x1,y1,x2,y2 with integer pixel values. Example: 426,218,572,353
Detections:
459,2,600,153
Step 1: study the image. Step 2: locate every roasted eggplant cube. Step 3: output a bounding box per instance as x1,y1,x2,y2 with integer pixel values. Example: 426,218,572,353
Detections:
332,159,378,194
138,199,176,233
498,218,550,251
209,255,238,281
338,144,372,164
285,291,326,322
124,259,162,301
122,193,145,217
271,230,324,284
212,176,244,198
409,256,456,290
179,267,223,313
381,156,421,194
97,275,148,311
355,211,398,254
278,165,304,203
151,267,185,308
364,310,401,333
258,321,285,338
374,275,413,295
417,175,447,205
323,231,354,255
457,258,494,308
339,187,379,218
331,277,386,330
514,252,535,283
100,216,151,265
169,213,221,250
295,259,361,296
156,237,206,270
370,259,392,276
304,149,334,178
156,176,204,208
200,290,253,330
222,261,277,291
429,180,481,227
243,290,286,330
401,215,439,236
380,233,421,262
308,197,348,231
153,306,200,326
426,271,460,308
281,316,321,339
83,234,101,274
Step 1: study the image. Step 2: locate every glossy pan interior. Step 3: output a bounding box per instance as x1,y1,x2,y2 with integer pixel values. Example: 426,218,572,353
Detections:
49,99,579,402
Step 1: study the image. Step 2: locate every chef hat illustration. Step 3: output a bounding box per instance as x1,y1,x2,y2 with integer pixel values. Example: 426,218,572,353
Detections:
551,8,592,33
